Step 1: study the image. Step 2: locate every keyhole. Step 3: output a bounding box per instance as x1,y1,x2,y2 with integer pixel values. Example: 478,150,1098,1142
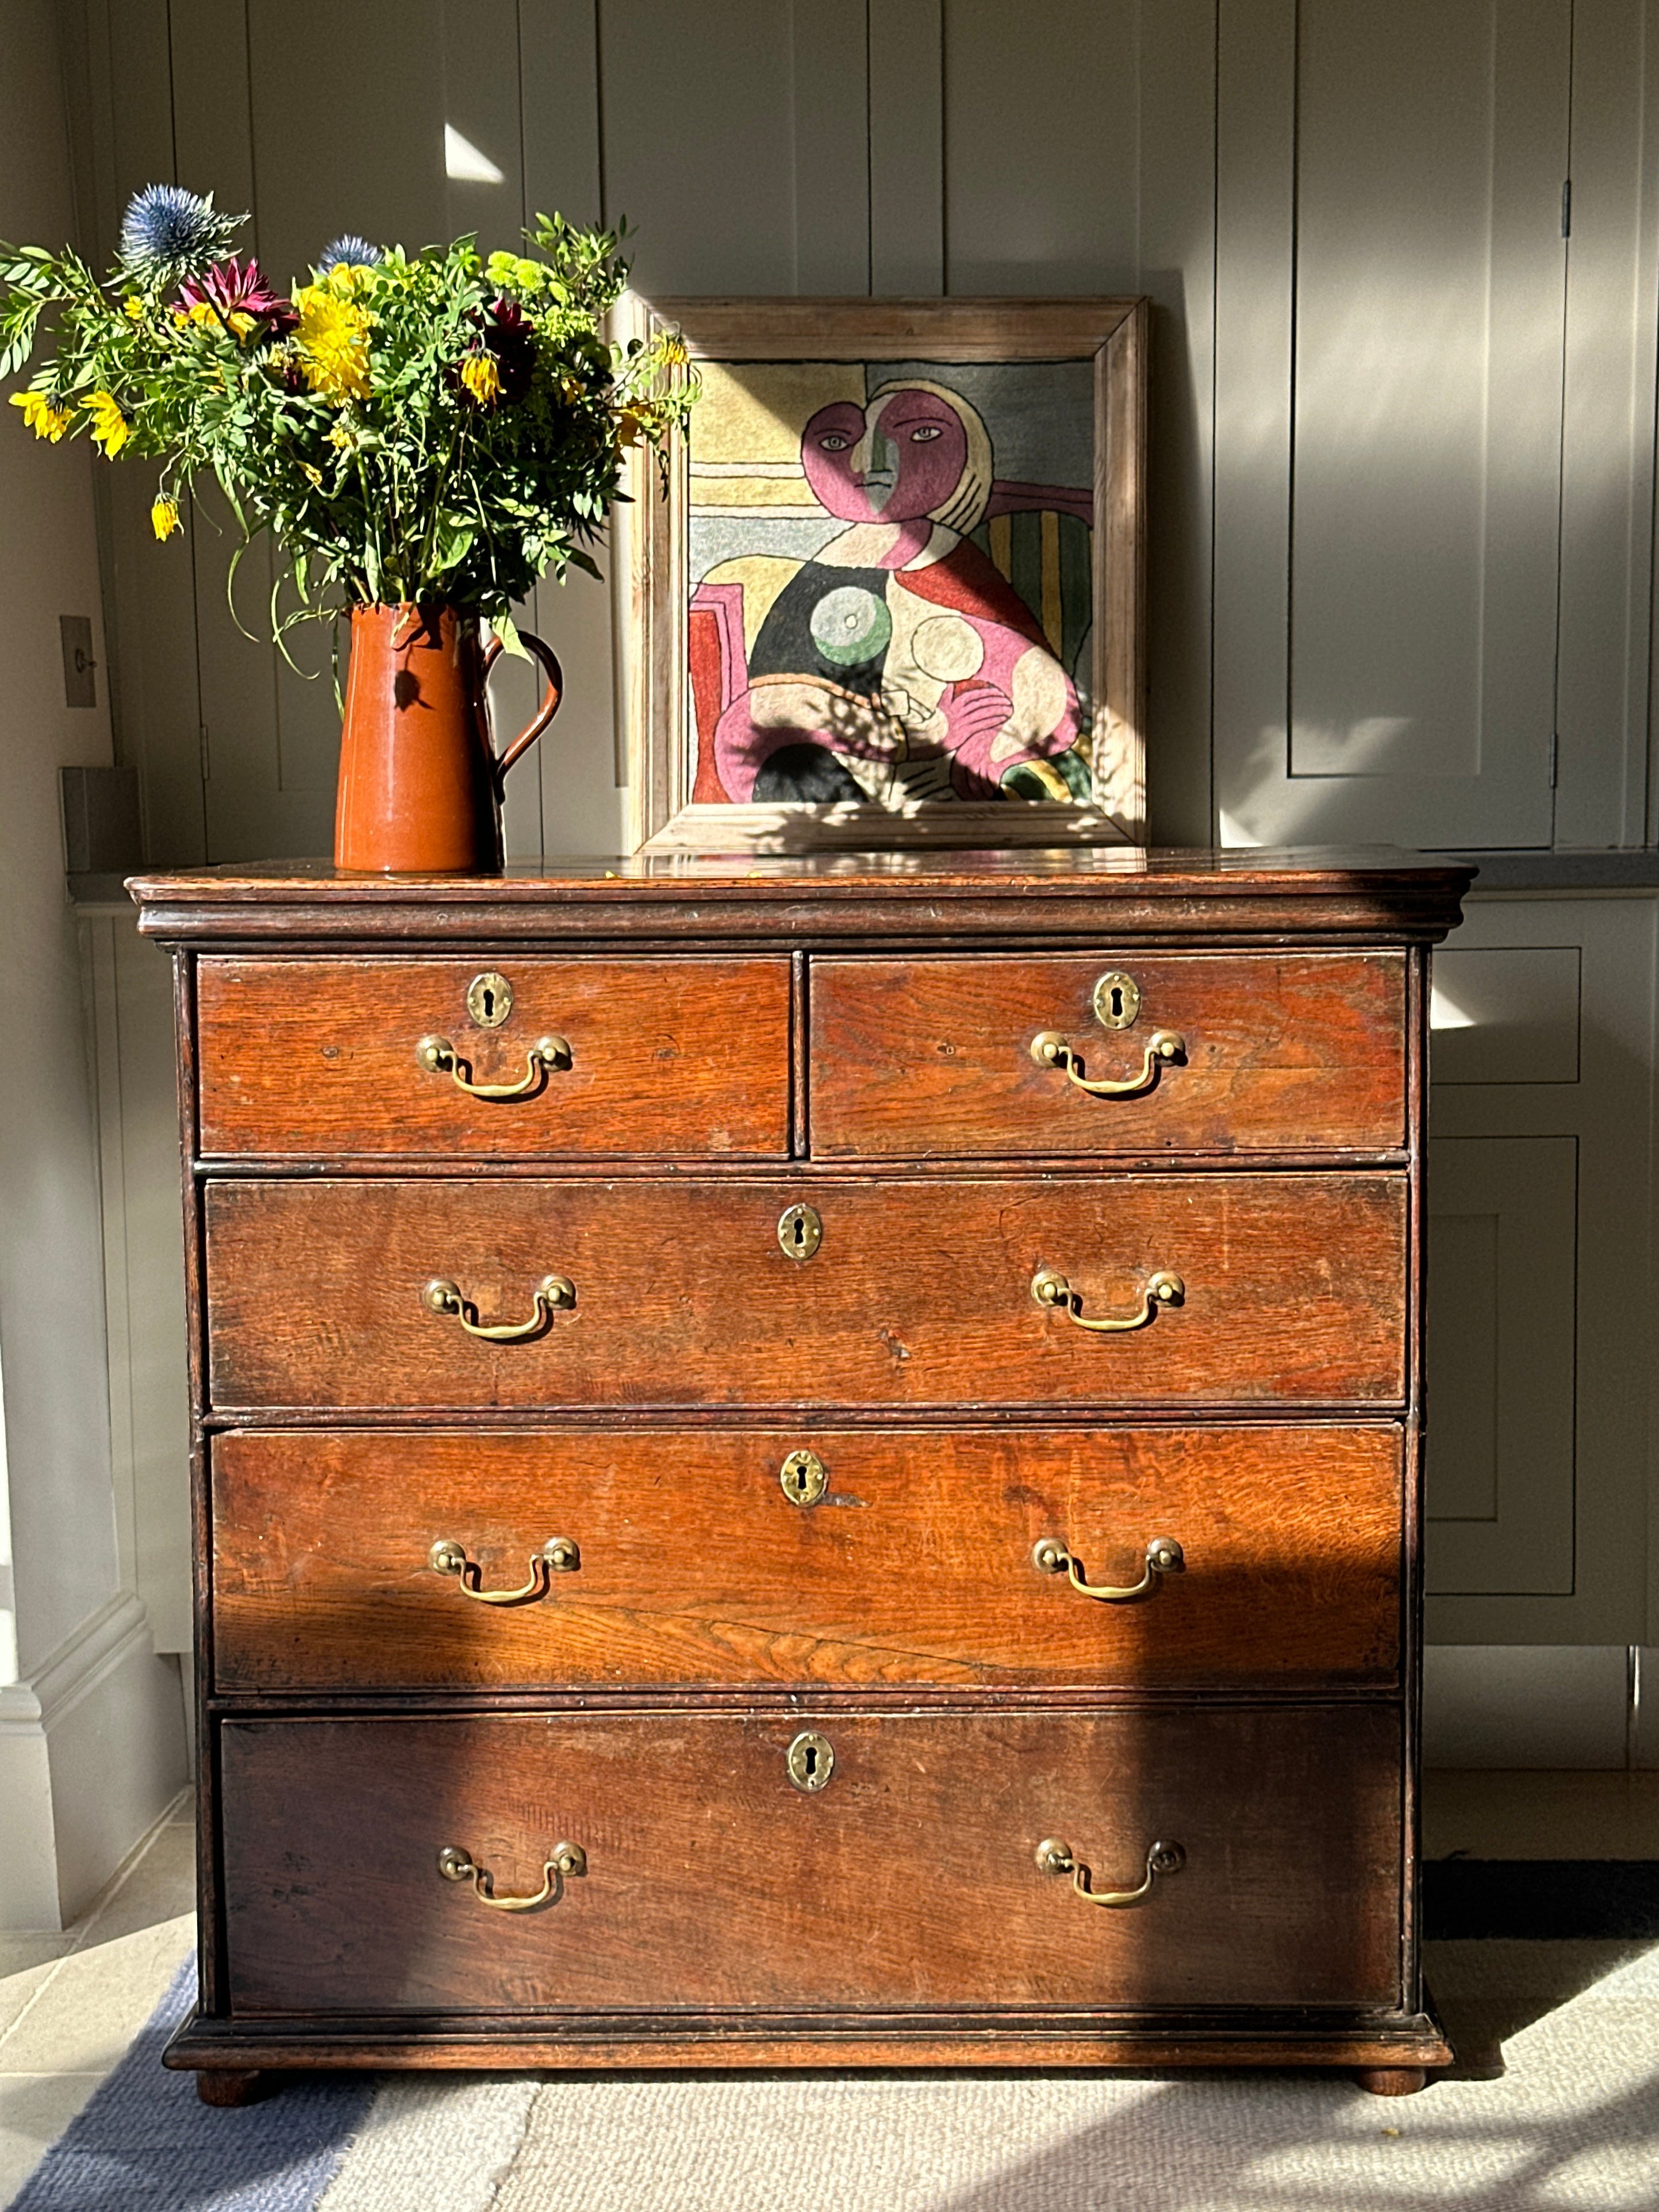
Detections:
1108,985,1124,1020
481,985,496,1021
801,1744,818,1777
792,1216,806,1250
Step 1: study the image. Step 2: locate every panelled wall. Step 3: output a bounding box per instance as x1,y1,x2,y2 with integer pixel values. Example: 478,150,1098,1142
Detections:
55,3,1659,1718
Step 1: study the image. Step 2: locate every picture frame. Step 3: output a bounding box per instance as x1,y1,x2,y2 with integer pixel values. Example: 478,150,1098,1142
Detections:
612,296,1148,854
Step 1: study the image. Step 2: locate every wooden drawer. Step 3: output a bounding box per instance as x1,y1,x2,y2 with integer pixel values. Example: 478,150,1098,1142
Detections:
203,1173,1408,1411
211,1426,1403,1693
194,956,792,1158
220,1708,1402,2015
811,953,1405,1158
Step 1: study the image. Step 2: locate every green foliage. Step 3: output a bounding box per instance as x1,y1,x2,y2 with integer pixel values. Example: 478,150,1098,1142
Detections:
0,202,696,626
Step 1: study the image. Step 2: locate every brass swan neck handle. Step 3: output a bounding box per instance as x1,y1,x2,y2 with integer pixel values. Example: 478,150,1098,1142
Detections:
1031,1266,1183,1333
1029,1028,1185,1099
428,1537,580,1604
416,1034,571,1100
437,1841,586,1911
423,1275,575,1342
1032,1535,1184,1602
1035,1837,1185,1907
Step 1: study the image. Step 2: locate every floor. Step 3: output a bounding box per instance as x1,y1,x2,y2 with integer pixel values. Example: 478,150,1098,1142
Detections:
0,1791,194,2206
0,1771,1653,2208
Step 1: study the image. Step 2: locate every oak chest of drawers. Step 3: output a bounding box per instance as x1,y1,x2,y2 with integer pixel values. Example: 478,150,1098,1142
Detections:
131,848,1471,2100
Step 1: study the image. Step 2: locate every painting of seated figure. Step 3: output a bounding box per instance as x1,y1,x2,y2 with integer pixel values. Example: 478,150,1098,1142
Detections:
619,301,1146,852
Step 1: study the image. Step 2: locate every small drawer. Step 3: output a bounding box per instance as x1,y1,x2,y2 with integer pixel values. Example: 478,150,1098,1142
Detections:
220,1708,1402,2015
210,1426,1403,1695
194,955,792,1158
810,953,1406,1158
202,1172,1408,1412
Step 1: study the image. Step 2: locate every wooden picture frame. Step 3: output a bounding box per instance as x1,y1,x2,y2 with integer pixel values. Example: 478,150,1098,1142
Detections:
613,297,1148,854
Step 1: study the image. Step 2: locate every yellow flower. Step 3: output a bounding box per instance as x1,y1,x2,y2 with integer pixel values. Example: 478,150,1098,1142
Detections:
294,285,372,402
459,352,502,406
659,332,690,367
10,390,71,442
615,408,643,449
86,390,129,457
150,496,181,541
122,296,145,321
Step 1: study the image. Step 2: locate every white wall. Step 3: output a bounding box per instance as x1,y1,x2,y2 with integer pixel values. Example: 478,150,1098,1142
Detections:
0,0,185,1927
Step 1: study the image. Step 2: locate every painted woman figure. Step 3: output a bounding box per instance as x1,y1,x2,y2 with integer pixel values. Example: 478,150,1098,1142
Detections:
709,382,1086,806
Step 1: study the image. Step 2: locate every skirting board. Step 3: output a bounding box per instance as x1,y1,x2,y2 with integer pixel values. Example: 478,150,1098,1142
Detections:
1424,1645,1659,1769
0,1591,187,1929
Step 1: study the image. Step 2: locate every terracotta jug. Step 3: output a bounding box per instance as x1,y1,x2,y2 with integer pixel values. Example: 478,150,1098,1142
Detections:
333,602,563,873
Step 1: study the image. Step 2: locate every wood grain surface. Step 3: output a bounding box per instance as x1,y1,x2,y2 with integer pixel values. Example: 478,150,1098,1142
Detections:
195,956,791,1158
218,1706,1402,2015
210,1424,1403,1693
202,1173,1408,1411
811,952,1405,1157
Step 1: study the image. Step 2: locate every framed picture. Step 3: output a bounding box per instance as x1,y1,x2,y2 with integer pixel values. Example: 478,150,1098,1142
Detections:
613,297,1147,854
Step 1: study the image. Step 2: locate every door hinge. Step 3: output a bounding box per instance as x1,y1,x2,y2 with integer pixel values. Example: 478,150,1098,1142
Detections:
1549,731,1560,788
1562,179,1572,237
198,722,211,781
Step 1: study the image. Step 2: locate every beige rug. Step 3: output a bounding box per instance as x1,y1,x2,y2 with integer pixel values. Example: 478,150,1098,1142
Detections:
312,1937,1659,2211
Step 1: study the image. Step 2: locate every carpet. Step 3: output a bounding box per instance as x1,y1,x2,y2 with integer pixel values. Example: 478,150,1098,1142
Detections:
12,1926,1659,2210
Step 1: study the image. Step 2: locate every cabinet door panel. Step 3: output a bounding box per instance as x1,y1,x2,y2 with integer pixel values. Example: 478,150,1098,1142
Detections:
1216,0,1569,848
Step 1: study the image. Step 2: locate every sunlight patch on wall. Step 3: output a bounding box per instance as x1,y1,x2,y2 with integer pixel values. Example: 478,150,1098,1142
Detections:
445,125,504,185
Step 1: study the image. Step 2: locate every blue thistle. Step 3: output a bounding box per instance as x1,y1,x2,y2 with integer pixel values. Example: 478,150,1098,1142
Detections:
117,185,244,288
317,235,383,272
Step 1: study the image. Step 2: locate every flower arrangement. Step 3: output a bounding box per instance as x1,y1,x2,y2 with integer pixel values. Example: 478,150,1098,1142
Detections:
0,184,694,650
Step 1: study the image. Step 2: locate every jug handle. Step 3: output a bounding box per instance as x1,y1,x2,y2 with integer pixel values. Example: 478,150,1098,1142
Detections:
482,631,564,793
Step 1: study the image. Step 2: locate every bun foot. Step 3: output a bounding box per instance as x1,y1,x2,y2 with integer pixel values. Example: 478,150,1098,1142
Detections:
1355,2066,1428,2097
195,2068,268,2106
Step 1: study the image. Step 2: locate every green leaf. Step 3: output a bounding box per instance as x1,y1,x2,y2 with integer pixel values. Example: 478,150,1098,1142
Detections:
489,610,531,660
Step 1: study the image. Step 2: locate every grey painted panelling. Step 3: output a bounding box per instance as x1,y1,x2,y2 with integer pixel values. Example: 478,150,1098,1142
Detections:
1216,0,1568,850
943,0,1139,294
869,0,943,292
78,1,1659,869
1428,895,1658,1646
1425,1134,1577,1592
597,0,797,293
789,0,870,292
1557,0,1659,847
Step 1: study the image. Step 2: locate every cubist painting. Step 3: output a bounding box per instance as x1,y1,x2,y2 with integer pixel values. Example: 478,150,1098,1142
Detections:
685,358,1100,815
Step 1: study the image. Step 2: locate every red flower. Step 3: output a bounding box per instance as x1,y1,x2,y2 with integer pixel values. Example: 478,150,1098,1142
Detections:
177,257,299,337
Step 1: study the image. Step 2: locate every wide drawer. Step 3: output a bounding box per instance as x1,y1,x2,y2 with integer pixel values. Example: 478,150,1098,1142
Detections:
203,1173,1408,1410
811,953,1406,1158
210,1426,1403,1692
194,956,792,1158
220,1708,1402,2014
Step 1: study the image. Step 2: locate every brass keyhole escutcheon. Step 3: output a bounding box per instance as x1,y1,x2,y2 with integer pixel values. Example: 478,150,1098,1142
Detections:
779,1449,828,1507
786,1730,835,1792
1092,971,1141,1030
778,1203,823,1262
466,971,513,1028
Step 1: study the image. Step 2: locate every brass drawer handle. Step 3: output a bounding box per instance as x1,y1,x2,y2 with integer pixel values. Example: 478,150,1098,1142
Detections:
416,1034,571,1099
429,1536,580,1604
1029,1028,1184,1099
437,1840,586,1911
1032,1535,1184,1601
423,1274,574,1341
1035,1836,1185,1907
1031,1266,1183,1333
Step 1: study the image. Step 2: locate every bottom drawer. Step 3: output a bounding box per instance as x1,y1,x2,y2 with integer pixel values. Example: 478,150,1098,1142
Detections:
220,1708,1402,2015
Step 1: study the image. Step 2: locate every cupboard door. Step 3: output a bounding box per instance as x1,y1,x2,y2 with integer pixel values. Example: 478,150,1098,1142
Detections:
1216,0,1569,849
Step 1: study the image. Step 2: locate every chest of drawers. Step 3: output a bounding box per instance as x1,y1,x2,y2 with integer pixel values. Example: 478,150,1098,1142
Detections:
131,848,1470,2102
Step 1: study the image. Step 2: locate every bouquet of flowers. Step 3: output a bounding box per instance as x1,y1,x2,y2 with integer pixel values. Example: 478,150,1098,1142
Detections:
0,183,694,651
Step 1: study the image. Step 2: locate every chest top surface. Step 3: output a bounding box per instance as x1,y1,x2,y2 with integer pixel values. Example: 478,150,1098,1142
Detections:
129,847,1473,948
